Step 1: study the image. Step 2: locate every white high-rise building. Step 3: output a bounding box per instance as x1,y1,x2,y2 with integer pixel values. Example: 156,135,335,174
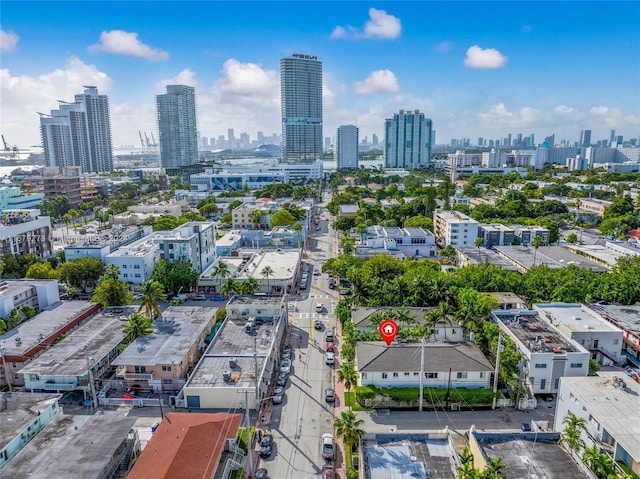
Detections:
40,86,114,173
384,110,433,170
156,85,199,171
335,125,359,169
280,53,323,164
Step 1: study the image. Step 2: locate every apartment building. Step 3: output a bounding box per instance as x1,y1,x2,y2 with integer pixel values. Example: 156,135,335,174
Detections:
0,209,52,258
352,225,437,259
589,304,640,367
231,198,313,231
433,209,480,247
492,309,589,395
513,225,550,246
0,279,60,320
153,221,216,273
112,306,217,393
577,198,612,217
104,235,156,284
478,224,515,248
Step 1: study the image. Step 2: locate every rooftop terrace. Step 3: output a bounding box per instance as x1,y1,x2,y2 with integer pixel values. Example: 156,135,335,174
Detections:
493,310,580,353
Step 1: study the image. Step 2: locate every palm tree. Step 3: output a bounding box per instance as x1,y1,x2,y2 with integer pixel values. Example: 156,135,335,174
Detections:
426,302,453,339
393,307,417,328
341,342,356,362
337,362,359,406
212,261,231,292
291,222,304,250
475,236,484,263
137,280,166,320
122,313,153,342
582,444,616,479
334,411,365,453
484,457,506,478
532,235,543,266
260,266,274,294
62,213,72,236
221,278,237,297
102,264,121,282
558,413,587,458
237,276,260,295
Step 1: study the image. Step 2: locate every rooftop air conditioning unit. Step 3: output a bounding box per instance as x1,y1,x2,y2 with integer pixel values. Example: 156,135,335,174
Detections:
222,370,232,382
229,358,237,368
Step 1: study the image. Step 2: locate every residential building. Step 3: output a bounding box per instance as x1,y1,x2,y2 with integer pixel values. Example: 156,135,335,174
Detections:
487,292,528,310
19,306,129,400
578,198,612,217
127,413,243,479
432,209,480,247
0,301,100,388
478,224,515,248
64,225,149,262
0,279,59,320
105,235,156,284
208,158,324,181
153,221,216,273
580,129,592,147
280,53,323,164
589,304,640,367
339,204,359,218
564,241,640,270
199,250,301,295
112,306,217,393
456,247,521,271
467,431,585,479
179,296,287,409
492,309,590,395
64,243,111,262
0,392,62,469
0,187,43,210
352,225,437,259
356,341,493,389
513,225,550,246
32,166,83,205
1,413,138,479
384,109,433,170
493,245,608,273
336,125,359,169
0,209,52,257
156,85,199,173
566,154,590,170
534,303,624,365
40,86,114,173
554,372,640,474
231,198,314,231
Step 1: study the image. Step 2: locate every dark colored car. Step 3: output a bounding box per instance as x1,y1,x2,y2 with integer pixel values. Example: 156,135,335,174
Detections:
521,422,532,432
325,388,335,403
273,386,284,404
314,320,323,330
325,331,334,343
277,372,288,387
259,434,274,458
210,294,226,301
255,468,269,479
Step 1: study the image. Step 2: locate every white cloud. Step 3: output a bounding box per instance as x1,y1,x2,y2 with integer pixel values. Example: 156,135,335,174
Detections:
88,30,169,61
354,70,399,95
464,45,508,69
434,41,453,53
212,59,279,100
0,28,19,53
331,8,401,40
155,69,199,93
0,57,113,147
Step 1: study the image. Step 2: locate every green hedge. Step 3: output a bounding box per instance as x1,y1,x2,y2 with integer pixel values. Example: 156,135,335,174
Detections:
356,386,494,406
236,426,256,453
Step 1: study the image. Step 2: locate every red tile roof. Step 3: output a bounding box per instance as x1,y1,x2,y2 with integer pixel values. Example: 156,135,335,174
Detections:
128,412,242,479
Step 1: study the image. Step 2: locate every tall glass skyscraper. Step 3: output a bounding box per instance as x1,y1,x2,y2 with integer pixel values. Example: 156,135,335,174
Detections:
336,125,359,169
384,110,433,170
156,85,199,170
280,54,323,164
40,86,114,173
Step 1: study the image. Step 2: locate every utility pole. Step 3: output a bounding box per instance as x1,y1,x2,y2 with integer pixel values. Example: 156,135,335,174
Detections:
0,347,12,392
419,338,425,412
492,333,503,410
244,389,254,478
254,337,259,411
86,355,98,409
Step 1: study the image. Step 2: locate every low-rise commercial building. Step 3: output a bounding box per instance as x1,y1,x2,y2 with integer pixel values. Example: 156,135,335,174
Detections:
554,372,640,474
356,341,492,389
492,309,589,395
112,306,217,393
534,303,624,365
179,296,287,410
0,301,100,388
0,392,62,469
0,186,43,210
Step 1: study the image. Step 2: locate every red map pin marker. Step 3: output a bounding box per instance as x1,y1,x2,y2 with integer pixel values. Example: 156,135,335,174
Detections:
379,319,398,346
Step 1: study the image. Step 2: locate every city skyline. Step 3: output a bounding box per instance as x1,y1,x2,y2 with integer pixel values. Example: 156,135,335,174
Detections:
1,1,639,151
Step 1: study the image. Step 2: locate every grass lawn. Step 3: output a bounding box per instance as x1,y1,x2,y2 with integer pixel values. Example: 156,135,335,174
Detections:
344,391,368,411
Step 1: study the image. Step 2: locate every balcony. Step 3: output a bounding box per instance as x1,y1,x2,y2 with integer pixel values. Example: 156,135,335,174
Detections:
117,365,153,381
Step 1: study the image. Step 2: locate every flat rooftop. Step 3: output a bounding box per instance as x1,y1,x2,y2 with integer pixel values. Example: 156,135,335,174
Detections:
494,245,609,272
493,310,581,353
20,307,131,377
0,301,98,357
239,250,299,281
435,210,478,223
457,247,520,271
106,236,156,257
563,243,637,267
186,318,280,388
589,304,640,335
112,306,217,367
0,279,56,300
228,295,284,306
1,413,136,479
473,432,585,479
0,392,61,450
534,303,622,334
560,372,640,462
363,435,456,479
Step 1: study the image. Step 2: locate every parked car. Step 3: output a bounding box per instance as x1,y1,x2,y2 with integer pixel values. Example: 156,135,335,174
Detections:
277,372,288,387
316,302,324,313
314,319,323,330
325,388,335,403
280,358,292,374
325,330,334,342
322,433,334,460
313,270,321,276
322,464,335,479
282,348,293,360
326,342,334,353
325,351,335,365
521,422,532,432
273,386,284,404
259,434,274,458
255,468,269,479
193,294,206,300
210,294,226,301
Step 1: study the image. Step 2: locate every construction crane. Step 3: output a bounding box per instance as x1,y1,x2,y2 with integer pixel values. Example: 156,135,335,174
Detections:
139,131,146,149
150,132,158,147
144,132,151,147
1,134,21,159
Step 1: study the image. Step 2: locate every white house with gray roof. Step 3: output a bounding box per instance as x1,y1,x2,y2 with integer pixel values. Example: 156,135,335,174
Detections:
356,341,493,389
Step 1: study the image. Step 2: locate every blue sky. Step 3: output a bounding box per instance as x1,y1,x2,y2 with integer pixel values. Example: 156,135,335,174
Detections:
1,1,639,150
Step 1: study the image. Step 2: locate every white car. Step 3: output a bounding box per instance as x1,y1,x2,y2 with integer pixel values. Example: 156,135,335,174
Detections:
280,358,292,374
322,433,334,460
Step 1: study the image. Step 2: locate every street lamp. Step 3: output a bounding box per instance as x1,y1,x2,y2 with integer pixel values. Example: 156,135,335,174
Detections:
0,347,12,392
